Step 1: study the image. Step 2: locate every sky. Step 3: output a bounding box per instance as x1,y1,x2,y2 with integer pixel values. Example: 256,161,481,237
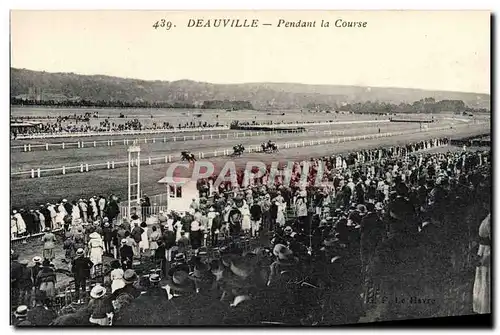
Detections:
10,10,491,94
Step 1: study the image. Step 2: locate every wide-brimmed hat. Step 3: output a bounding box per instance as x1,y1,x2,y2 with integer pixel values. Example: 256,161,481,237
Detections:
76,248,85,256
229,255,255,279
167,270,195,292
149,274,161,283
90,285,106,299
189,263,214,283
284,226,293,235
14,305,28,318
273,244,293,261
121,239,128,245
89,232,101,239
32,256,42,263
323,236,340,247
110,260,121,269
174,252,186,261
357,204,367,216
123,269,138,284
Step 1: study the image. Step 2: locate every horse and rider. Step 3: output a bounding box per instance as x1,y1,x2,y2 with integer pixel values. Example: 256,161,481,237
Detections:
232,144,245,157
261,140,279,153
181,151,196,162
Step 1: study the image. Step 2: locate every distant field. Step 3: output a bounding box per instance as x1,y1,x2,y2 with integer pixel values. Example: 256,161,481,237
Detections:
12,106,380,127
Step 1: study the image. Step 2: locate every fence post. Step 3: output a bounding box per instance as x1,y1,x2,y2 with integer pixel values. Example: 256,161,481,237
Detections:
192,135,195,140
210,134,213,139
165,156,168,163
31,169,34,178
173,137,176,142
62,142,65,149
202,135,204,140
201,152,205,159
94,141,96,147
302,141,305,147
23,144,27,152
183,136,186,141
107,162,110,169
80,164,84,172
78,141,81,148
86,164,89,172
62,166,66,175
168,155,172,162
37,168,41,178
214,151,217,157
45,143,49,151
148,157,152,165
28,144,31,151
153,138,156,143
163,137,166,143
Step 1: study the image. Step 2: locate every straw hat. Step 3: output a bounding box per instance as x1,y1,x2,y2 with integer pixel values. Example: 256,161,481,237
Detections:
32,256,42,263
188,263,214,284
174,253,186,262
123,269,138,284
149,274,161,283
75,248,85,257
14,305,28,318
90,285,106,299
121,239,128,245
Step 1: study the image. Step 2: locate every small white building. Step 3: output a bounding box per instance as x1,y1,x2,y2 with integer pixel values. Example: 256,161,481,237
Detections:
157,168,199,215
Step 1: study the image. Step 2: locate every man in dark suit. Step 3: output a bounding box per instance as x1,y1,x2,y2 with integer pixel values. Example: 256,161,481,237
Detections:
71,248,93,303
119,239,134,270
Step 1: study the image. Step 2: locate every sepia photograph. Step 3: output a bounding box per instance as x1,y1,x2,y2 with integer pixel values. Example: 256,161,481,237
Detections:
8,9,491,327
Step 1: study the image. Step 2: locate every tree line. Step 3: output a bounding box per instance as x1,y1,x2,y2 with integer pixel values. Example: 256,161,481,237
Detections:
10,97,255,110
10,97,197,109
336,98,489,114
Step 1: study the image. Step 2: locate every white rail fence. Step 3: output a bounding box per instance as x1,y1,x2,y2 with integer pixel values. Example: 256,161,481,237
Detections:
14,126,230,140
13,128,341,152
11,125,459,179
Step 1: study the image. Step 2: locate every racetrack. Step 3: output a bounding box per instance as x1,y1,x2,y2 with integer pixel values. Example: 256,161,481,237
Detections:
10,121,489,209
11,120,457,171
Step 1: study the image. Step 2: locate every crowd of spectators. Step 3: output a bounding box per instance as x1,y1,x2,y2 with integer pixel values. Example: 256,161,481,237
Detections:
10,137,491,326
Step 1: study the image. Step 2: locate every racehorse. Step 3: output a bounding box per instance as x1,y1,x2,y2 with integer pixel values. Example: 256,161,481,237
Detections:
232,144,245,157
181,151,196,162
261,142,279,153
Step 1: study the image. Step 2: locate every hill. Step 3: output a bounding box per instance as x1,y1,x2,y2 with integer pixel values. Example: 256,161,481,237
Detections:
10,68,490,110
